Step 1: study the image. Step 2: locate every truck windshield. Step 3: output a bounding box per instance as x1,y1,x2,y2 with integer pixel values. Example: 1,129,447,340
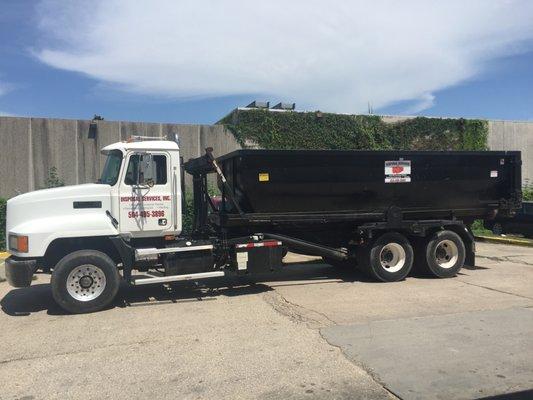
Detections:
99,150,123,185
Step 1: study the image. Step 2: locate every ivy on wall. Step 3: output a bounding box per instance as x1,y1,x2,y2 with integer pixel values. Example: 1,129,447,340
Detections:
222,109,489,151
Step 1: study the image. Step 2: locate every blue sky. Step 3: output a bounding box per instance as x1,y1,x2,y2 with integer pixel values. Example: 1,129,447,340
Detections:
1,0,532,124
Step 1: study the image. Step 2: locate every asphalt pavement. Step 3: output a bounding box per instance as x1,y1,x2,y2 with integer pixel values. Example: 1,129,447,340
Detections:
0,242,532,400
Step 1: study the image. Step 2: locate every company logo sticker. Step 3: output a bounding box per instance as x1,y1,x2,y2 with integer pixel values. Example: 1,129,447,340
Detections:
385,160,411,183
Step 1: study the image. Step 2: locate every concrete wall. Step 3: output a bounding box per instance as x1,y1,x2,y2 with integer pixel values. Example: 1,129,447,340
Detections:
488,120,533,185
0,117,241,198
1,116,532,199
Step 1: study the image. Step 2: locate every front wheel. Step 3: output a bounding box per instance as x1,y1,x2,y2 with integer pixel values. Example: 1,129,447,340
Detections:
51,250,121,314
359,232,414,282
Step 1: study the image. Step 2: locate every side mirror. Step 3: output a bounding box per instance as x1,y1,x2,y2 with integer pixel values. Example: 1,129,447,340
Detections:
135,153,156,187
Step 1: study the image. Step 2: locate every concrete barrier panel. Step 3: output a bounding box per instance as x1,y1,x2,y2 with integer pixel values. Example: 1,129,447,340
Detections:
489,121,533,184
0,117,31,198
77,119,99,184
120,121,162,140
30,118,78,189
145,122,163,138
95,121,121,172
201,125,241,156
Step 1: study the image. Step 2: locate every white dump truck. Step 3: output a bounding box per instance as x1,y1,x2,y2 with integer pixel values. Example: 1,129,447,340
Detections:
5,136,521,313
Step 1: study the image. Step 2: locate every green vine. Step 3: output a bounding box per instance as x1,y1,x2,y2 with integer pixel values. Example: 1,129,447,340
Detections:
222,110,488,151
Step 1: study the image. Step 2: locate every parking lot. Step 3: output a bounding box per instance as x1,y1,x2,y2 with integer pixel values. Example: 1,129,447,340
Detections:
1,242,532,400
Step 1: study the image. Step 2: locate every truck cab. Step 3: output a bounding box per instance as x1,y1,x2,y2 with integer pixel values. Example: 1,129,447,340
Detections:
5,138,283,313
7,139,182,259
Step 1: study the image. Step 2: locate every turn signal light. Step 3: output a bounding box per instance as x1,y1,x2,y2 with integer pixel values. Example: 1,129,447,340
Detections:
17,236,29,253
9,235,28,253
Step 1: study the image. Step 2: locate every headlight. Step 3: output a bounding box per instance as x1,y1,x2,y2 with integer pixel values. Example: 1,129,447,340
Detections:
8,234,28,253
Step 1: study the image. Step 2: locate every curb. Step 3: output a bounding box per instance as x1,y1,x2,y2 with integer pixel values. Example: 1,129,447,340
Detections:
475,235,533,248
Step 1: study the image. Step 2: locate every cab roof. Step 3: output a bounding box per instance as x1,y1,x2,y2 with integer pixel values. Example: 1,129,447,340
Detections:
101,140,179,153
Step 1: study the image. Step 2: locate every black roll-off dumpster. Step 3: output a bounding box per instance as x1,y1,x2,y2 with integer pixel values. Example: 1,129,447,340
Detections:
214,150,521,221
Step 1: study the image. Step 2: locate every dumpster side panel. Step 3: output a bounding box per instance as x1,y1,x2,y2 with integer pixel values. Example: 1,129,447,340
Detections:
217,150,521,218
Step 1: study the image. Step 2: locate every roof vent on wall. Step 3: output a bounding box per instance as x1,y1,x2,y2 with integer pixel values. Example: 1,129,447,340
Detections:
88,114,104,139
246,101,270,109
271,102,295,110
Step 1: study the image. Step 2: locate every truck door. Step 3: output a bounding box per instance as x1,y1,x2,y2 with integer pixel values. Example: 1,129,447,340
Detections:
118,151,174,235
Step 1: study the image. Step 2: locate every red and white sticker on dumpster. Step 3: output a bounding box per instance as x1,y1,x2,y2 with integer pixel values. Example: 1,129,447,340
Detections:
385,160,411,183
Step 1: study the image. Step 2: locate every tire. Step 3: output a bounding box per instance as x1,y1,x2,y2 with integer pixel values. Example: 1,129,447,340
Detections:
421,230,465,278
322,256,356,270
359,232,414,282
492,223,503,236
51,250,121,314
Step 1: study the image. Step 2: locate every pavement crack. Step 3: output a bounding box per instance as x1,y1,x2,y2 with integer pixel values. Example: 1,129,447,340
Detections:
476,254,533,267
263,290,336,329
0,338,160,366
263,291,399,399
456,279,533,301
318,329,401,400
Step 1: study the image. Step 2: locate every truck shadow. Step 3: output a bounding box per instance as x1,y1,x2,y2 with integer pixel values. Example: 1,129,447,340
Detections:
0,263,362,316
0,282,62,316
115,263,372,307
476,389,533,400
116,278,274,309
0,262,487,316
112,263,370,310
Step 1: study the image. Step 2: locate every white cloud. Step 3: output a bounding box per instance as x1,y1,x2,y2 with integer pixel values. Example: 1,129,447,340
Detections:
35,0,533,114
403,93,436,115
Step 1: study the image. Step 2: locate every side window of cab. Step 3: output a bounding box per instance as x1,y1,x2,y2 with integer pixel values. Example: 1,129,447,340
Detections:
124,154,168,186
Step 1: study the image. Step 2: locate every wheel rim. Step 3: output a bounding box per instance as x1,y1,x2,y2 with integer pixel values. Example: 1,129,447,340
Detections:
434,240,459,269
67,264,107,302
379,243,406,273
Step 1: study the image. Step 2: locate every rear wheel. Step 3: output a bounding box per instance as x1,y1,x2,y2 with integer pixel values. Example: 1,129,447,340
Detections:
421,230,465,278
51,250,121,314
359,232,414,282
